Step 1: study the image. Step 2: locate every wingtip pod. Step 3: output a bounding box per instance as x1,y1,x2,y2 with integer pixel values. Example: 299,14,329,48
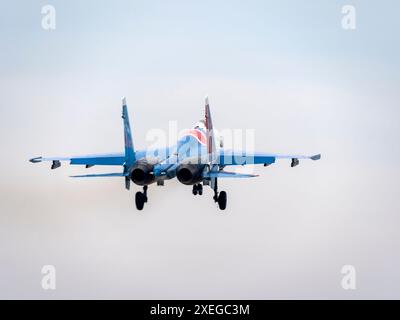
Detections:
311,154,321,161
29,156,42,163
205,95,209,106
122,96,127,106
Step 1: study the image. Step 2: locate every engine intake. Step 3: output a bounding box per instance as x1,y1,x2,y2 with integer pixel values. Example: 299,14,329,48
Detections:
130,161,155,185
176,164,204,185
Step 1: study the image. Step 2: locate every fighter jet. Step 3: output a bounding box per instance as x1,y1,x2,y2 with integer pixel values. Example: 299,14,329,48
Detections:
30,97,320,210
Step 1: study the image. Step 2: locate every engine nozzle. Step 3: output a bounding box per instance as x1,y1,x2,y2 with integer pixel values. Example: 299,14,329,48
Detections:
176,164,204,185
130,161,155,185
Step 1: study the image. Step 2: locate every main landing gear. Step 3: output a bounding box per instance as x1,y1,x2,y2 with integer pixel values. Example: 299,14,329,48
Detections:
216,191,227,210
212,179,227,210
135,185,148,210
192,181,226,210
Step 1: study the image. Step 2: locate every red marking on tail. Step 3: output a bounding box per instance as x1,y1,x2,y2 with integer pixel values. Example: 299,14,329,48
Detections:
182,129,207,145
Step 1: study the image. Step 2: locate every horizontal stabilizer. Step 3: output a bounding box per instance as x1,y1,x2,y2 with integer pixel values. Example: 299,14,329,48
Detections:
205,171,258,178
70,173,128,178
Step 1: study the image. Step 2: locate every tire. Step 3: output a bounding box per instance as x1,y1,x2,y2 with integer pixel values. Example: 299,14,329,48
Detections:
218,191,227,210
198,184,203,195
192,184,198,195
135,192,145,210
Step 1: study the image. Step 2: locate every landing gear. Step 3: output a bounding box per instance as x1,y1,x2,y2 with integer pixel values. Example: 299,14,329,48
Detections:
212,179,227,210
135,185,148,210
135,192,145,210
192,184,203,196
217,191,227,210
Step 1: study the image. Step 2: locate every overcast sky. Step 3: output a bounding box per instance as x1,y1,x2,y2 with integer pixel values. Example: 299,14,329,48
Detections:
0,0,399,299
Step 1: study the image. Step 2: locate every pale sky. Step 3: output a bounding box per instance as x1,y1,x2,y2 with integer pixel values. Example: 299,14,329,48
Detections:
0,0,399,299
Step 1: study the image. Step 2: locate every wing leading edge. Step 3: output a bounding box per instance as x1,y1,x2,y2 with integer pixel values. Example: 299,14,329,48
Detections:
29,153,126,167
70,172,128,178
219,151,321,166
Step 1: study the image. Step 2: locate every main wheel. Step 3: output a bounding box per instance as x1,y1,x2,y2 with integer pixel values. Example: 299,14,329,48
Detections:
217,191,227,210
198,184,203,195
135,192,145,210
192,184,198,195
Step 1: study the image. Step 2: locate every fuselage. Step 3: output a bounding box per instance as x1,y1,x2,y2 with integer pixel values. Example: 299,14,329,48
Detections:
130,123,211,186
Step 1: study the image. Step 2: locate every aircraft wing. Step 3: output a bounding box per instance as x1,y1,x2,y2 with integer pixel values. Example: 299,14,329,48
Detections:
70,172,128,178
29,152,125,167
29,145,173,169
219,150,321,166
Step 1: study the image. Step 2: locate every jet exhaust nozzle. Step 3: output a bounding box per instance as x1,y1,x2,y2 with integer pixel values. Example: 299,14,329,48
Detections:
176,164,204,185
130,161,155,185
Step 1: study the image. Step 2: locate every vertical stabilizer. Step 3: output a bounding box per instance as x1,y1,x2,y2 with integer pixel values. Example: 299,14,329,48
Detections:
205,96,218,164
121,97,136,166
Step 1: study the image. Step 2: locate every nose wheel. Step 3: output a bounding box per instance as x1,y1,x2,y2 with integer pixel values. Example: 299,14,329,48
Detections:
135,186,148,210
192,184,203,196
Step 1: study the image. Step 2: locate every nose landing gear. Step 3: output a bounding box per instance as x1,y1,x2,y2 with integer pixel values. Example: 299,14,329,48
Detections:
192,184,203,196
135,185,148,210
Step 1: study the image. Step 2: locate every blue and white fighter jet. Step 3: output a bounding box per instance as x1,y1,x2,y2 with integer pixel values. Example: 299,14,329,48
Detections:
30,97,320,210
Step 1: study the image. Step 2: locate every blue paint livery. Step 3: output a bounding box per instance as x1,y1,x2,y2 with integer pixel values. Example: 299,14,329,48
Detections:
29,97,320,209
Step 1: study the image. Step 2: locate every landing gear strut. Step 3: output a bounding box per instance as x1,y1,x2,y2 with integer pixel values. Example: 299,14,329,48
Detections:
135,185,148,210
212,179,227,210
192,184,203,196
